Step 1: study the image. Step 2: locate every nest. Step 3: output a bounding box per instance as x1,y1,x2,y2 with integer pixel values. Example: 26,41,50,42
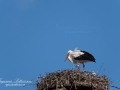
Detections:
36,69,110,90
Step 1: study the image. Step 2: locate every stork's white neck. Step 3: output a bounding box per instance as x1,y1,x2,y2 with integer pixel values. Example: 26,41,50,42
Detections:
68,55,74,63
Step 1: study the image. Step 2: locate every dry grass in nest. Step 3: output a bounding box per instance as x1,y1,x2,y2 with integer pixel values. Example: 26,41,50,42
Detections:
36,69,110,90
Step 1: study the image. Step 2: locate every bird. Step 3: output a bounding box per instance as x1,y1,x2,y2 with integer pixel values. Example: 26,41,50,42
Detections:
64,48,95,70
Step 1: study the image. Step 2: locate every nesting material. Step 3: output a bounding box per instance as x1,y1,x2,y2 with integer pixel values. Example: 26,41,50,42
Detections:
36,69,110,90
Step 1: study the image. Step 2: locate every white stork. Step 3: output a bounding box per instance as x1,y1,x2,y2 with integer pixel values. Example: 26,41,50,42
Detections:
64,48,95,70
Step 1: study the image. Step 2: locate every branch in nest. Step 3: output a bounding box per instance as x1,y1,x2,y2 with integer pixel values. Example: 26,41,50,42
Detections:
111,85,120,89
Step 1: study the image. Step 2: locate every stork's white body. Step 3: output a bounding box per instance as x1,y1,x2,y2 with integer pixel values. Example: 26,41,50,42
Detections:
67,50,89,64
65,48,95,70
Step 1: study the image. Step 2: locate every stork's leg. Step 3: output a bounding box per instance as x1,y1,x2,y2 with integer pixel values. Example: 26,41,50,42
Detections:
76,64,80,70
83,63,85,71
77,64,80,70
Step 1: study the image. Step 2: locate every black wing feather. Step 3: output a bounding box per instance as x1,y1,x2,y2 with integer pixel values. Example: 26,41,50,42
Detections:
74,51,95,62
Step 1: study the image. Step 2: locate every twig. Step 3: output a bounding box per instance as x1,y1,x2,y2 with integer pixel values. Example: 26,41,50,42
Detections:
98,63,104,75
111,85,120,89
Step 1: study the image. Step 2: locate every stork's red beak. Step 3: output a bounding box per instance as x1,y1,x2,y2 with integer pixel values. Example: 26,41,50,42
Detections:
64,53,69,61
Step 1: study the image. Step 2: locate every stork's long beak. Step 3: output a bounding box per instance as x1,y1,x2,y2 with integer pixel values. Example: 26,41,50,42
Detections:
64,53,69,61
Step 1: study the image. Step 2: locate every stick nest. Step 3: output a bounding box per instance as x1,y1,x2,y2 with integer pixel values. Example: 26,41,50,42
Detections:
36,69,110,90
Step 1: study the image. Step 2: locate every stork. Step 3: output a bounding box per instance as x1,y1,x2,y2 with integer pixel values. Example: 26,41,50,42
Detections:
65,48,95,70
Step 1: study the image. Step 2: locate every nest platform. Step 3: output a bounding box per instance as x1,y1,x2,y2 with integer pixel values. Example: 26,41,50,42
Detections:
36,69,110,90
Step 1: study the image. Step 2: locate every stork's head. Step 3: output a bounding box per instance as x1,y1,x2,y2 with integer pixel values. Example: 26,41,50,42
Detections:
64,50,73,61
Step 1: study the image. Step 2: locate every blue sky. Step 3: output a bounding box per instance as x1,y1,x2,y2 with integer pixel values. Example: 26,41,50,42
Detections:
0,0,120,90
